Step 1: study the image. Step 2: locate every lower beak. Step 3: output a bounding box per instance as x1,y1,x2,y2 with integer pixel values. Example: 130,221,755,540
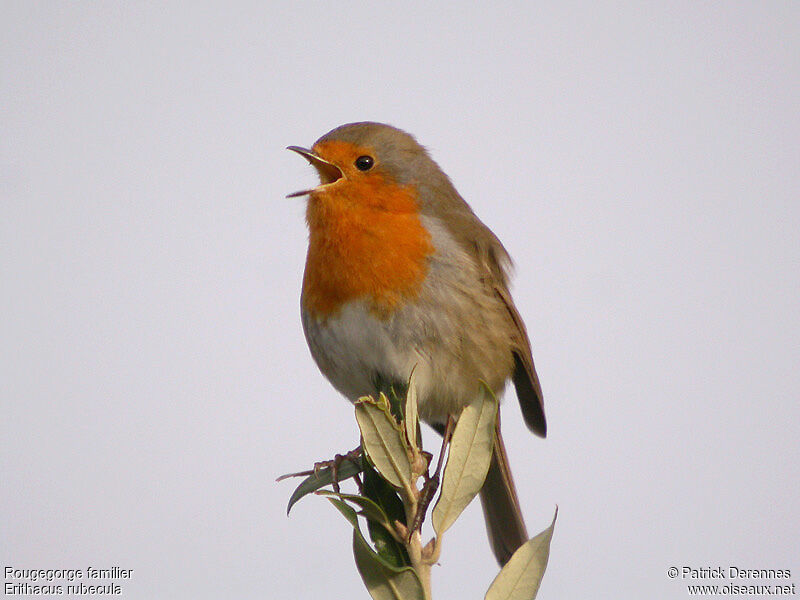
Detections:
286,146,344,197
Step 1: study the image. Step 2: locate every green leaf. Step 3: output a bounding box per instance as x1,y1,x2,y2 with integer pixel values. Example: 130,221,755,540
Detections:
485,508,558,600
327,497,410,572
327,497,424,600
386,386,406,423
374,375,406,422
284,459,363,514
366,518,410,569
432,385,498,536
361,461,410,567
362,459,407,526
353,531,425,600
318,489,409,566
328,496,361,529
404,374,419,451
316,490,393,530
355,395,413,490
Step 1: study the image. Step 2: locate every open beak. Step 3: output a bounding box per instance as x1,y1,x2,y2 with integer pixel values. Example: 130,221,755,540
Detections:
286,146,344,198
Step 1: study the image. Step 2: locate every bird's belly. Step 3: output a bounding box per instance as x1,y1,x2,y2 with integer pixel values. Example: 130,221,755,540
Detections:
302,300,412,400
301,297,511,426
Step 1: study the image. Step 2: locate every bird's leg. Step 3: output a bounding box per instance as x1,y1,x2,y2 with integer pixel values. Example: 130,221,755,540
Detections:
279,446,363,494
409,415,454,538
313,446,363,493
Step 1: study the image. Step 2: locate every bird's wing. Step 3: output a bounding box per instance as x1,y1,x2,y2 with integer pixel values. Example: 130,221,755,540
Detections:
493,283,547,437
428,194,547,436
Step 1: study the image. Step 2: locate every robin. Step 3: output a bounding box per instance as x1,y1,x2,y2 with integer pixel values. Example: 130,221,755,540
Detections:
287,122,546,566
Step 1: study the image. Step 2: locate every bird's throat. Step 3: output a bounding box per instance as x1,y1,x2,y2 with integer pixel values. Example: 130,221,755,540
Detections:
302,183,434,319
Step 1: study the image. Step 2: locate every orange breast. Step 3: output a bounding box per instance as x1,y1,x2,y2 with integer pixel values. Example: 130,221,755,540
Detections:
302,175,434,319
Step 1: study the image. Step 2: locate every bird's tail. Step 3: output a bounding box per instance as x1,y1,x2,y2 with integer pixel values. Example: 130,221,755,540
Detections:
478,421,528,566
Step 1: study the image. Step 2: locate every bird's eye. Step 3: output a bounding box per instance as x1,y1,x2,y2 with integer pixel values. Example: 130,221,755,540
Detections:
355,155,374,171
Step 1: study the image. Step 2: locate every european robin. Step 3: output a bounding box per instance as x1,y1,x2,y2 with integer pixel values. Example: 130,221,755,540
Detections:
288,122,546,566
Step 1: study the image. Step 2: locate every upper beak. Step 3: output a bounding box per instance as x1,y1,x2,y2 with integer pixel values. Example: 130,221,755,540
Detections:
286,146,344,198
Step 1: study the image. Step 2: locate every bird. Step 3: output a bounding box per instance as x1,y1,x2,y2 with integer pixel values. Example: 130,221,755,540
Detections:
287,122,546,566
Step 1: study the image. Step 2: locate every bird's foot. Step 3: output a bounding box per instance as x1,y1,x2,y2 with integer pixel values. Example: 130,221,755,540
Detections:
277,446,363,493
313,446,363,493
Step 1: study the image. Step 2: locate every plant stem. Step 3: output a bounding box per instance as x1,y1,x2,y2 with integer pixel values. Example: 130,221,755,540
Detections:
407,530,432,600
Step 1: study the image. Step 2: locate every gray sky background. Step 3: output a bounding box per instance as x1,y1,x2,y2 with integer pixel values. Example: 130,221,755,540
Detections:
2,3,798,599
